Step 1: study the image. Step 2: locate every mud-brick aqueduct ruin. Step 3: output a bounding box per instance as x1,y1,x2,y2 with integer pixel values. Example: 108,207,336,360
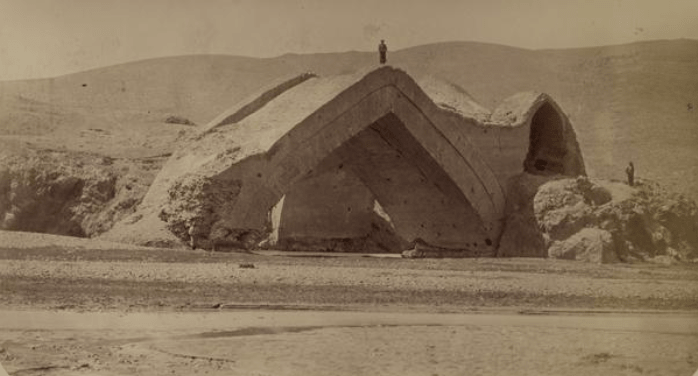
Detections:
105,66,586,256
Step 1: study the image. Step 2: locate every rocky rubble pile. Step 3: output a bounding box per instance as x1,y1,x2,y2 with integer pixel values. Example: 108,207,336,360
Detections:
158,173,258,249
499,173,698,263
0,150,156,237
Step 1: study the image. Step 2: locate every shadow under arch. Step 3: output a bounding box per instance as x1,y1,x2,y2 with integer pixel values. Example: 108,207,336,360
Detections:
274,112,491,252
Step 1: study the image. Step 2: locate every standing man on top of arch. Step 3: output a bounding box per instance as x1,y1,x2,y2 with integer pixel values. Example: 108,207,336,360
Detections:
378,40,388,64
626,161,635,186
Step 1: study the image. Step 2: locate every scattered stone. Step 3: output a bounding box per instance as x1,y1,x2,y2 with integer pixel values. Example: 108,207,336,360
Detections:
164,115,196,126
401,239,488,258
582,352,614,364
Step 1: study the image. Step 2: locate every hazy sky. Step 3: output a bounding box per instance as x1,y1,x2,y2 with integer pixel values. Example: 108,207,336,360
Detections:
1,0,697,80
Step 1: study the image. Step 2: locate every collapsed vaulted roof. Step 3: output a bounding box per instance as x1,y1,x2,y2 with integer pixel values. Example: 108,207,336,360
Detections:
103,66,585,253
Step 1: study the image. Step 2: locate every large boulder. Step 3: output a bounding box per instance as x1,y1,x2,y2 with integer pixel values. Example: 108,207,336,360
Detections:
548,228,618,263
158,173,251,249
499,174,698,263
533,176,611,240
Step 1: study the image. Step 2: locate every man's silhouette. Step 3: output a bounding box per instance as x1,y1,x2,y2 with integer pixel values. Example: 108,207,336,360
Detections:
188,220,201,250
625,161,635,186
378,40,387,64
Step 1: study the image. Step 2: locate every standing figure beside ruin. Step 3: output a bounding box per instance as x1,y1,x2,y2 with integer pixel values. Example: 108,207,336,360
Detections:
187,220,202,250
626,162,635,186
378,40,387,64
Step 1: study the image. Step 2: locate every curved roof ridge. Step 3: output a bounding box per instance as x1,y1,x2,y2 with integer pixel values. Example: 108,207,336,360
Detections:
248,66,507,233
486,91,561,127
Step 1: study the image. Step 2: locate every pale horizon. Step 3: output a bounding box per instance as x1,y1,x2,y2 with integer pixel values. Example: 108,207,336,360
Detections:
1,0,697,80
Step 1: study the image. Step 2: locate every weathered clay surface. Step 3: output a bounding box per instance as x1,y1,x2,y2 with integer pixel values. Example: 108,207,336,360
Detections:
497,173,554,258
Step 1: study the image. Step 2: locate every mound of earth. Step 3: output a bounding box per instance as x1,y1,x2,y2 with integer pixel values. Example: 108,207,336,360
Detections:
499,173,698,263
0,149,163,238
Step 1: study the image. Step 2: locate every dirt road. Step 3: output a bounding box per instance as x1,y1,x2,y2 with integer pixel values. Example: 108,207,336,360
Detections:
2,232,698,312
1,309,697,376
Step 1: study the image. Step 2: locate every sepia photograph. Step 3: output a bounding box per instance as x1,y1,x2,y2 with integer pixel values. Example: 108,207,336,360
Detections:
0,0,697,375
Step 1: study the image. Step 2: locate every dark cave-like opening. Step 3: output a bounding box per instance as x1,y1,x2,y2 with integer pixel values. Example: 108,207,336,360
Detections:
524,102,567,175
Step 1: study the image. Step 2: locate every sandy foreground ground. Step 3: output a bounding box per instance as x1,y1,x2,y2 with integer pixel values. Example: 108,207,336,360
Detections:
1,230,698,375
1,309,698,376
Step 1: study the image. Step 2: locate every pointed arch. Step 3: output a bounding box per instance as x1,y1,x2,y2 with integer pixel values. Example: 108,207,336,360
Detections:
220,73,507,249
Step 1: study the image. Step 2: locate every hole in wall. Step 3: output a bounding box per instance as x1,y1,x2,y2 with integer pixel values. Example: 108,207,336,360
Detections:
524,102,567,175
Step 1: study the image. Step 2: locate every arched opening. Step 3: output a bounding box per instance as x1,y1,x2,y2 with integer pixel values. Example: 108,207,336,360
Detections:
524,102,567,175
200,79,505,254
272,168,406,252
271,113,489,253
